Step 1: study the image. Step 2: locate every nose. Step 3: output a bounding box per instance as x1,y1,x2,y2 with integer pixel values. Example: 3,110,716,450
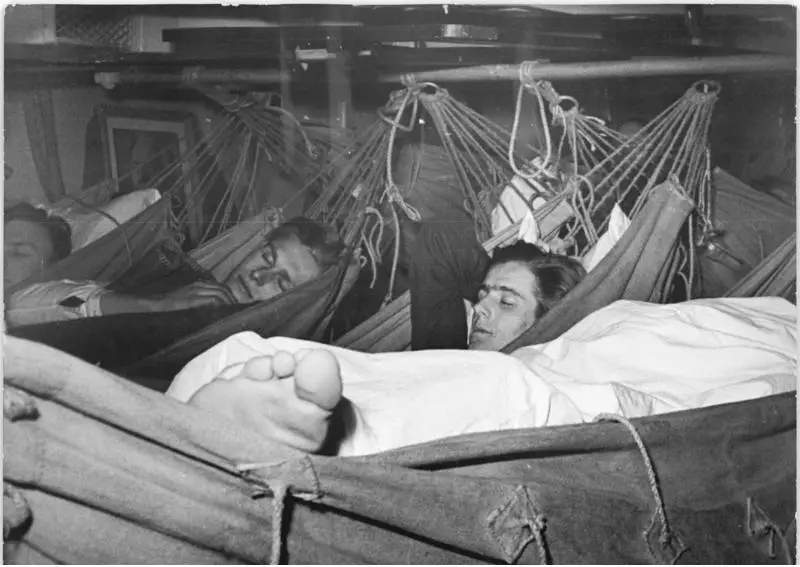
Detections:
472,296,493,322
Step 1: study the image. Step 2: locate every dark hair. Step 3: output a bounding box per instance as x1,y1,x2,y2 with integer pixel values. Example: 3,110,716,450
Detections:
268,216,345,271
489,241,586,318
4,202,72,262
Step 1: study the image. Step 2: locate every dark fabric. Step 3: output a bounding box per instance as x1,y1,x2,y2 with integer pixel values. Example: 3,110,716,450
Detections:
395,142,474,223
23,87,66,203
5,199,176,297
724,233,796,301
9,259,353,386
106,240,215,296
409,219,489,351
503,180,695,353
4,336,796,565
698,168,796,298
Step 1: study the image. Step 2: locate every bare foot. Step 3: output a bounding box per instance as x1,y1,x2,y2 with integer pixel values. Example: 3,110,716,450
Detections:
187,348,343,453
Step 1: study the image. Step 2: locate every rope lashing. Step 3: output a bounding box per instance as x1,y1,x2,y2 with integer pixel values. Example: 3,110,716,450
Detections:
745,497,794,563
269,482,289,564
361,206,386,289
400,73,418,88
263,100,319,159
382,202,403,307
593,413,682,556
509,76,554,181
235,460,322,565
379,85,424,222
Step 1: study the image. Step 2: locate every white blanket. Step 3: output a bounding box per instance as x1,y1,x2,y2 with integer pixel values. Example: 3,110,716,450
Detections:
167,297,797,457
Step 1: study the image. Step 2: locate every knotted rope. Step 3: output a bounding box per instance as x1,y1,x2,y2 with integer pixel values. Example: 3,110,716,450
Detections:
236,459,322,565
509,63,554,182
594,413,683,560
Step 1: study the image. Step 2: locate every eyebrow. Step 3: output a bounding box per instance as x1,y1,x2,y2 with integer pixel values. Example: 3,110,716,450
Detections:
480,283,525,300
5,241,37,250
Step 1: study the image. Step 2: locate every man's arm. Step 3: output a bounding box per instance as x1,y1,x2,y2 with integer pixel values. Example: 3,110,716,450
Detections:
6,279,237,328
409,220,489,350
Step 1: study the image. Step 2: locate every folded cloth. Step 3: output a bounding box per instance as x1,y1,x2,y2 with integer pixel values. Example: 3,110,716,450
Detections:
167,297,797,457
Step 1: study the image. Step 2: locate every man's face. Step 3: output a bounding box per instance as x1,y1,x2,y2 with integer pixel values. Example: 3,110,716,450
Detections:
468,261,539,351
4,220,56,288
224,234,322,303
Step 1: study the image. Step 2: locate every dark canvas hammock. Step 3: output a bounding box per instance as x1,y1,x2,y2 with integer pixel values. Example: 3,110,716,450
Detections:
723,233,796,301
4,335,795,565
697,168,797,299
7,84,334,297
4,197,177,298
7,88,372,374
9,251,360,388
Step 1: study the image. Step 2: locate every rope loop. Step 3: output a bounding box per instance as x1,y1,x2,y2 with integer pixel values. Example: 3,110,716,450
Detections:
686,80,722,103
593,413,681,553
550,95,580,127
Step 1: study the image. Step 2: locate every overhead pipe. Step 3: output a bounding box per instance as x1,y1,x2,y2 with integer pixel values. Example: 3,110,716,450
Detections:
380,54,796,84
95,53,795,90
95,67,290,89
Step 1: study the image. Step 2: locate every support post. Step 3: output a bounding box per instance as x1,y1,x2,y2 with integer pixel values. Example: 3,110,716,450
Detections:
326,6,352,131
279,6,297,172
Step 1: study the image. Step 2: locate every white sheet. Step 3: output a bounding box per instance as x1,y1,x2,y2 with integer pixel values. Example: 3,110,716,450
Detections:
167,297,797,457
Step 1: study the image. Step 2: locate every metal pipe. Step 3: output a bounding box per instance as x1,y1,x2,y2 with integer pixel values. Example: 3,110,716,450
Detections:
94,53,795,90
381,54,796,84
95,67,290,89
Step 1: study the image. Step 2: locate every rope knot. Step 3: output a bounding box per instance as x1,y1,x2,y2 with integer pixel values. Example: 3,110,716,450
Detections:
518,60,540,87
400,73,418,88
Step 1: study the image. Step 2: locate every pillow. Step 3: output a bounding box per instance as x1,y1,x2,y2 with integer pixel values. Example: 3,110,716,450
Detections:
61,189,162,252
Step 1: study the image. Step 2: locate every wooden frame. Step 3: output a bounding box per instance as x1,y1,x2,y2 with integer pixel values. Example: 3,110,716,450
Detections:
96,105,203,241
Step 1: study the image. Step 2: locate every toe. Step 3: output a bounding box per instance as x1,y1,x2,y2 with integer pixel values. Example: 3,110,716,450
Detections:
240,356,275,381
272,351,297,379
293,349,343,411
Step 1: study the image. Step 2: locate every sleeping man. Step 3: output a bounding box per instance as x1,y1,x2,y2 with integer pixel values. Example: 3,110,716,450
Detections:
166,215,797,458
5,207,344,328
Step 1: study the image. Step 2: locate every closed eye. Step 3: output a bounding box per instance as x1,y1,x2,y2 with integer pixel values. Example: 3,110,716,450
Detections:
262,245,276,268
278,276,294,292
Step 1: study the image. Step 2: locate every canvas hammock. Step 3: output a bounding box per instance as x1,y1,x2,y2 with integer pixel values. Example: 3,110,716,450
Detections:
4,335,795,564
336,78,721,353
697,167,797,298
8,80,529,373
723,233,796,301
6,89,373,375
6,84,336,298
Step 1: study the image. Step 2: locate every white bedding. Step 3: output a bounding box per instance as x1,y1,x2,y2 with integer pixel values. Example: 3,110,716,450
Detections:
167,297,797,457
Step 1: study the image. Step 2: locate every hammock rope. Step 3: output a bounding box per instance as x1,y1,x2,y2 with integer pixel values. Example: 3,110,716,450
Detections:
334,78,722,353
507,78,720,298
292,79,547,295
